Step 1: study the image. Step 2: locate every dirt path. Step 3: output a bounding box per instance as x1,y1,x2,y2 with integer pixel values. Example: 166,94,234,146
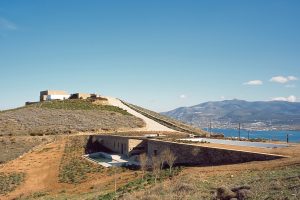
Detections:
105,97,175,132
0,136,142,200
0,139,65,200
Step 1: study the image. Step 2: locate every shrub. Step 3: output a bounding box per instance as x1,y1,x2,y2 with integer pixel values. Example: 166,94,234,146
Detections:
35,100,132,116
59,136,104,184
0,172,25,194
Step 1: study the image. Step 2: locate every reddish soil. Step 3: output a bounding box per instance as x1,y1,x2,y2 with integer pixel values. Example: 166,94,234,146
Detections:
0,135,299,200
0,137,139,200
0,139,65,199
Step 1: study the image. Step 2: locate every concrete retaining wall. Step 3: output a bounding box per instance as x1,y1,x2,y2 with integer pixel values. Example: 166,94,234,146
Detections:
91,135,143,156
147,140,284,166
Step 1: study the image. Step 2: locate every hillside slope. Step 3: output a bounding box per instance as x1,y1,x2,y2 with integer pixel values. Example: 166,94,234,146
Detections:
0,100,145,136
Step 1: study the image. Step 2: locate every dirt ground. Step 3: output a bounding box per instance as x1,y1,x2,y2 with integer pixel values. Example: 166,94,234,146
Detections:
0,136,55,164
0,135,299,200
0,139,65,199
0,137,140,200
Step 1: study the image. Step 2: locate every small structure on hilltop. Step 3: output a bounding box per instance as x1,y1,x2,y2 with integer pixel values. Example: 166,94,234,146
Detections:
69,93,100,100
40,90,70,101
39,90,101,102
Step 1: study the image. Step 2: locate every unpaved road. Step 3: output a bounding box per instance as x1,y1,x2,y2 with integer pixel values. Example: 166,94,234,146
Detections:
105,97,175,132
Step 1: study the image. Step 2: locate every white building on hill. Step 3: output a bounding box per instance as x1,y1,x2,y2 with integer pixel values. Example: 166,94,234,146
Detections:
40,90,70,101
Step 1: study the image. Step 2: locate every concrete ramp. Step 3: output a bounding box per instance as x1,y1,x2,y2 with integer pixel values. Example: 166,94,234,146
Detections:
105,97,175,132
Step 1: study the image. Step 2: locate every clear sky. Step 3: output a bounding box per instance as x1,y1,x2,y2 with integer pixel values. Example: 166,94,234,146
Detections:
0,0,299,112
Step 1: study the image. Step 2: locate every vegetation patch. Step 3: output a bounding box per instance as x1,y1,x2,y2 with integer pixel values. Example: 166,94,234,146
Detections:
123,164,300,200
34,100,131,115
98,167,182,200
99,148,181,199
0,172,25,194
0,136,53,164
0,103,145,136
59,136,104,184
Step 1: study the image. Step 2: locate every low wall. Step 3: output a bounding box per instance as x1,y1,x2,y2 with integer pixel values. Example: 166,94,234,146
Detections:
147,140,284,166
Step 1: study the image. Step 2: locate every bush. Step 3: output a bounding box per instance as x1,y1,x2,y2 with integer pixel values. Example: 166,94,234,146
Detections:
0,172,25,194
98,167,183,200
36,100,131,116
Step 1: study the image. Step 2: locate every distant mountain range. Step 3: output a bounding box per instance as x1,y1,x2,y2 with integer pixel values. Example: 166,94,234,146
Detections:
162,100,300,130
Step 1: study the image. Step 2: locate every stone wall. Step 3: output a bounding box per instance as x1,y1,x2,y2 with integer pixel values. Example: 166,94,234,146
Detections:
147,140,284,166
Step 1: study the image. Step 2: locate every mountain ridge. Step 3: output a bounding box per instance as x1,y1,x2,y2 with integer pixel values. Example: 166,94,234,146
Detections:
162,99,300,130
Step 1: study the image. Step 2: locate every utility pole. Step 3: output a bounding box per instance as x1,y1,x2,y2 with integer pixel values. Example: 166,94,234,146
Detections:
112,166,117,195
248,130,250,140
286,133,289,143
209,119,212,135
238,123,241,140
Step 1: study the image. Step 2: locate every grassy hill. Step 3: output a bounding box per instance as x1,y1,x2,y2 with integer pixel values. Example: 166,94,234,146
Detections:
0,100,145,136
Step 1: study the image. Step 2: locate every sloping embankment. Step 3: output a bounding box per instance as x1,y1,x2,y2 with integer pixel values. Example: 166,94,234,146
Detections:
121,100,207,135
105,97,175,132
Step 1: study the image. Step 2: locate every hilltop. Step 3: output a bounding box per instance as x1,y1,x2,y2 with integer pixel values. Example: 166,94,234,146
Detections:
0,99,145,136
0,97,206,137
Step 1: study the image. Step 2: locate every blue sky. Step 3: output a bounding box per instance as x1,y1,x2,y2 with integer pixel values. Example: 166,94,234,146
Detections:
0,0,299,111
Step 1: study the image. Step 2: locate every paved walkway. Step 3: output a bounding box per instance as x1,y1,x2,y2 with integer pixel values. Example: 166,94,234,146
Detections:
105,97,175,132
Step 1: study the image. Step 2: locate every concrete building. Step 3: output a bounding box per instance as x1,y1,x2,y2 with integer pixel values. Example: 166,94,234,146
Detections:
88,135,283,166
40,90,70,101
91,135,146,157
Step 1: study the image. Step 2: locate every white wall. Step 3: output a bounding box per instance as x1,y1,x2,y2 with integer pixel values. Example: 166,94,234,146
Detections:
46,95,70,101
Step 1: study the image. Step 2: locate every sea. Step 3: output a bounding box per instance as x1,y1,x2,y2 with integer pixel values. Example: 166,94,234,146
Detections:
210,128,300,143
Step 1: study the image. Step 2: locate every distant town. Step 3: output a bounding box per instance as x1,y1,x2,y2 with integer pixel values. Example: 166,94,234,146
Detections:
194,120,300,132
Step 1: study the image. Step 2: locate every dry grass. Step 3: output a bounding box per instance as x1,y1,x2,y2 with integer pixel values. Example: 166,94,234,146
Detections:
0,172,24,195
33,99,131,115
0,103,145,136
59,136,104,184
124,164,300,200
0,136,54,164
